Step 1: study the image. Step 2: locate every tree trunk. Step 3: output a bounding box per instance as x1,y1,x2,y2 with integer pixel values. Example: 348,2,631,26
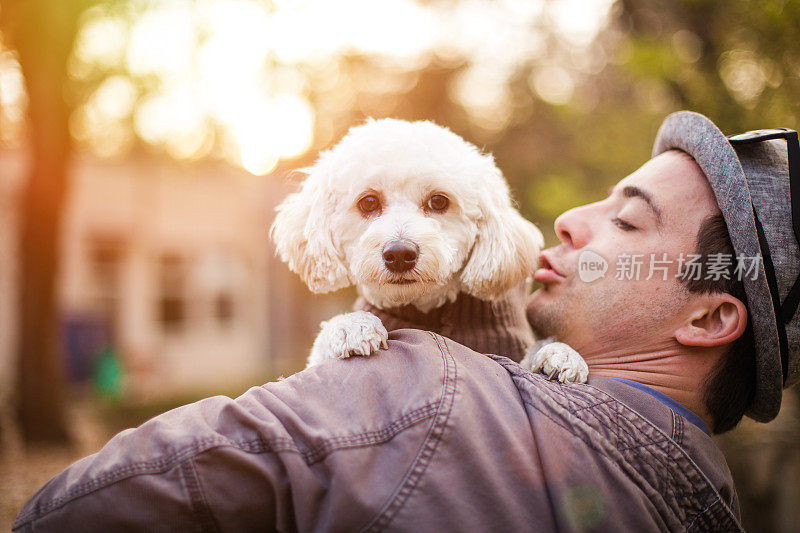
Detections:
1,0,86,444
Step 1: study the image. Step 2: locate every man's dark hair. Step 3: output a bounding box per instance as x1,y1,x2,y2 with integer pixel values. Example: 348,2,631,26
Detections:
682,213,756,433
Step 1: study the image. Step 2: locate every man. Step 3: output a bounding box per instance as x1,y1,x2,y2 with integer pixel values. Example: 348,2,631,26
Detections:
13,112,799,531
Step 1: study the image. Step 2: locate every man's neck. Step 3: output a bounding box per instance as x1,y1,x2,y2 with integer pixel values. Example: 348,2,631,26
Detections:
584,345,723,430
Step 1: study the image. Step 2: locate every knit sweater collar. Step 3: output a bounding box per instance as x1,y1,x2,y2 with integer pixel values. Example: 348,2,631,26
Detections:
355,282,534,362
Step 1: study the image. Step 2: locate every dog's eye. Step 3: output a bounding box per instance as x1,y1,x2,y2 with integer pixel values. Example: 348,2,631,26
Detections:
426,194,449,212
357,194,381,215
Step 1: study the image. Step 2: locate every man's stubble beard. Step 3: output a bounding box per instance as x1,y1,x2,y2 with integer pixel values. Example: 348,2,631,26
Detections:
526,282,578,342
527,279,688,353
527,296,561,340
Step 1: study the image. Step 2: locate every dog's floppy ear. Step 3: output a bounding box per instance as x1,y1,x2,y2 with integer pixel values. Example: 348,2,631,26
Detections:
270,162,350,293
460,178,544,300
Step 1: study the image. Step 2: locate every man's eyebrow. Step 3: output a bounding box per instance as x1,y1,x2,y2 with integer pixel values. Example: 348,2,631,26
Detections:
621,185,663,224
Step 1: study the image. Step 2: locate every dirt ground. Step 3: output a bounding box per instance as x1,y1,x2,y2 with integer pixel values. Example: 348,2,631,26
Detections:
1,401,113,531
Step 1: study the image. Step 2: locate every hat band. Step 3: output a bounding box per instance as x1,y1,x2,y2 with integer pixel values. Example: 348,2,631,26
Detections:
781,129,800,323
728,128,800,387
781,131,800,322
753,209,790,386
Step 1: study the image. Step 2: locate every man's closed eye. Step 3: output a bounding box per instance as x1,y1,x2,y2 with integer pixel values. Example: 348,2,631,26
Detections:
612,217,638,231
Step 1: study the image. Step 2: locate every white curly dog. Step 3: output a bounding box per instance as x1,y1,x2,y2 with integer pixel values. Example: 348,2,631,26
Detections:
271,118,587,382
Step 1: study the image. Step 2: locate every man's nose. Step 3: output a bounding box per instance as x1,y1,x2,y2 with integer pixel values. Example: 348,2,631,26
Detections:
554,205,592,249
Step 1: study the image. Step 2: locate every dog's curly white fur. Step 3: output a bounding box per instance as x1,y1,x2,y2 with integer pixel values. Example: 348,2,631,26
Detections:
307,311,389,368
272,118,542,307
520,338,589,383
271,118,586,381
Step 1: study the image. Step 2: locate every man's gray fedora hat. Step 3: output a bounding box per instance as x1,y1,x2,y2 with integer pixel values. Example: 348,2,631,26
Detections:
653,110,800,422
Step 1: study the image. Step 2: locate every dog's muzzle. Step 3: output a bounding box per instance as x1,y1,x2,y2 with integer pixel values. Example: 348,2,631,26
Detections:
382,240,418,273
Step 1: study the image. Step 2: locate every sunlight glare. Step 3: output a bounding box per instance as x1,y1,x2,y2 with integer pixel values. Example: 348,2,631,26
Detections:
0,49,27,144
74,13,128,69
530,65,575,105
549,0,615,46
134,83,209,159
452,64,513,132
69,0,615,169
92,76,138,120
269,0,437,64
126,6,195,80
234,93,314,176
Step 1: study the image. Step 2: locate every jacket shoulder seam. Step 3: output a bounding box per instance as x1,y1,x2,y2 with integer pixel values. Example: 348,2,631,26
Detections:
361,331,457,532
179,458,221,532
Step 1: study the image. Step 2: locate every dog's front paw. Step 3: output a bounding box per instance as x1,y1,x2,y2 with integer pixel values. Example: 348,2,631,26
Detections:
307,311,389,367
523,340,588,383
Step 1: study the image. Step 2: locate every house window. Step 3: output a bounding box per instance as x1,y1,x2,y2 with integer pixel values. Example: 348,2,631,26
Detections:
214,292,235,325
197,249,244,328
158,253,186,332
87,237,124,329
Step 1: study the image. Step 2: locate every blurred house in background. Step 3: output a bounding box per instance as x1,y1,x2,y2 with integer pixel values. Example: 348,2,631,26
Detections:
0,148,335,402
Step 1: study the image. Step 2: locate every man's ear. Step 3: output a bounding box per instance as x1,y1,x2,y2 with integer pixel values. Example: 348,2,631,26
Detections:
674,293,747,347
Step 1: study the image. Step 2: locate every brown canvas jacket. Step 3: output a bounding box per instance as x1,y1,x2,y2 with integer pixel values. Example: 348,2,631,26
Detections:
13,329,742,532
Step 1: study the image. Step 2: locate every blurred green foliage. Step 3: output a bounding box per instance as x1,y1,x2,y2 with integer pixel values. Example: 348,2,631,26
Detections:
492,0,800,245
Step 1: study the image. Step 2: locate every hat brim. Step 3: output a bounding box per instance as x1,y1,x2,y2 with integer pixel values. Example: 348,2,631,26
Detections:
652,111,782,422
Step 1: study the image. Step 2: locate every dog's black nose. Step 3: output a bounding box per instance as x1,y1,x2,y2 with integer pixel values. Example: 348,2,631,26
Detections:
382,241,418,273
